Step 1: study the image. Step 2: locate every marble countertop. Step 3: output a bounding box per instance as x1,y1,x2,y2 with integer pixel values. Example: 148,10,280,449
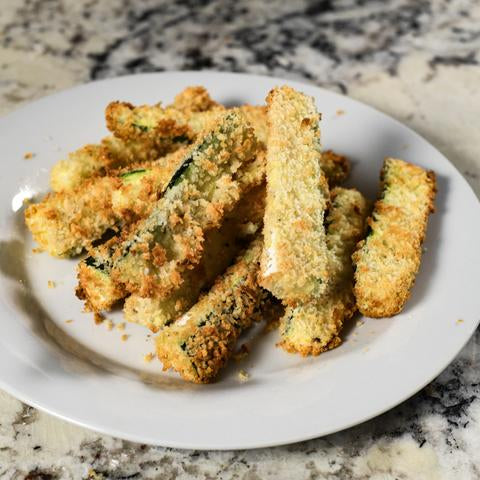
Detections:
1,0,479,478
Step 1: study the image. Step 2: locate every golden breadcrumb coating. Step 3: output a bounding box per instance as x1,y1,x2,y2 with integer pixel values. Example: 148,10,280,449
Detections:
239,105,268,145
26,148,188,258
76,237,126,312
260,85,330,303
112,110,260,299
170,86,219,112
352,158,436,317
50,144,107,192
279,188,370,355
25,176,119,257
321,150,351,187
50,135,188,193
124,184,266,331
155,237,266,383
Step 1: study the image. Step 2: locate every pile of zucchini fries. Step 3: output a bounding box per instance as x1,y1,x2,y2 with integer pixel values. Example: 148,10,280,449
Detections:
25,85,436,383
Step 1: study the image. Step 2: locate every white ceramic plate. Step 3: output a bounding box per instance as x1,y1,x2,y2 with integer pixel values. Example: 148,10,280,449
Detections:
0,72,479,450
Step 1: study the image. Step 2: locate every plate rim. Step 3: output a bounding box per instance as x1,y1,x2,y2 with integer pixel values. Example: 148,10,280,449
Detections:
0,70,479,450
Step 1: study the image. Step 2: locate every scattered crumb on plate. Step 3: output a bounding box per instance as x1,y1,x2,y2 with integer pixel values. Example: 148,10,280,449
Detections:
121,334,129,342
143,352,155,363
65,319,73,324
116,322,126,331
456,319,464,325
238,369,250,382
32,247,44,254
94,312,105,325
23,152,34,159
105,320,114,331
356,320,365,327
336,109,345,116
47,280,56,289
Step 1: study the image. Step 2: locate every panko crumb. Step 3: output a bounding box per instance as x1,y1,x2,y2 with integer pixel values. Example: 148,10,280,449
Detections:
32,247,44,254
116,322,126,331
24,152,34,159
94,312,105,325
121,334,129,342
238,369,250,382
356,320,365,327
143,352,155,363
336,109,345,116
47,280,56,289
456,319,464,325
105,320,114,331
233,344,250,362
65,319,73,324
87,469,105,480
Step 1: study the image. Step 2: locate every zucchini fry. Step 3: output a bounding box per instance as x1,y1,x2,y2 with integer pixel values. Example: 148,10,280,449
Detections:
321,150,351,187
50,133,190,193
111,110,259,298
76,237,126,312
170,86,219,113
260,85,330,303
279,188,369,355
124,184,266,331
50,144,107,192
51,88,219,193
239,105,267,145
26,176,119,257
155,237,265,383
105,101,224,141
26,148,188,258
352,158,436,317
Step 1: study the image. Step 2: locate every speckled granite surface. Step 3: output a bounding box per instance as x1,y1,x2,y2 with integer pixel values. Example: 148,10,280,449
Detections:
1,1,480,478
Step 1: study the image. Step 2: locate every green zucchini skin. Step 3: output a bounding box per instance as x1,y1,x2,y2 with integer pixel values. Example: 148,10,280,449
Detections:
155,237,267,383
112,110,259,299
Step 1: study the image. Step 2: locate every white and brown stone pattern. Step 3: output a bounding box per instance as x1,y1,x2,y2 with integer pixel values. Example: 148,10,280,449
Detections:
1,0,479,478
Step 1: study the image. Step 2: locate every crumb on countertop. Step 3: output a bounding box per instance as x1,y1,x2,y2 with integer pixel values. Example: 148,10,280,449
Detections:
94,312,105,325
47,280,56,288
23,152,34,159
143,352,155,363
238,369,250,382
116,322,126,331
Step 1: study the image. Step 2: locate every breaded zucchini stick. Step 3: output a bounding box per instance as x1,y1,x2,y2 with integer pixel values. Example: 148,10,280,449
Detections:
260,85,330,303
50,144,107,192
279,188,370,355
105,101,224,141
155,237,265,383
111,110,259,298
239,105,268,145
26,176,119,257
26,148,187,257
321,150,351,187
352,158,436,317
76,237,126,312
51,87,219,193
124,184,266,331
170,86,219,113
77,152,264,313
50,133,190,193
